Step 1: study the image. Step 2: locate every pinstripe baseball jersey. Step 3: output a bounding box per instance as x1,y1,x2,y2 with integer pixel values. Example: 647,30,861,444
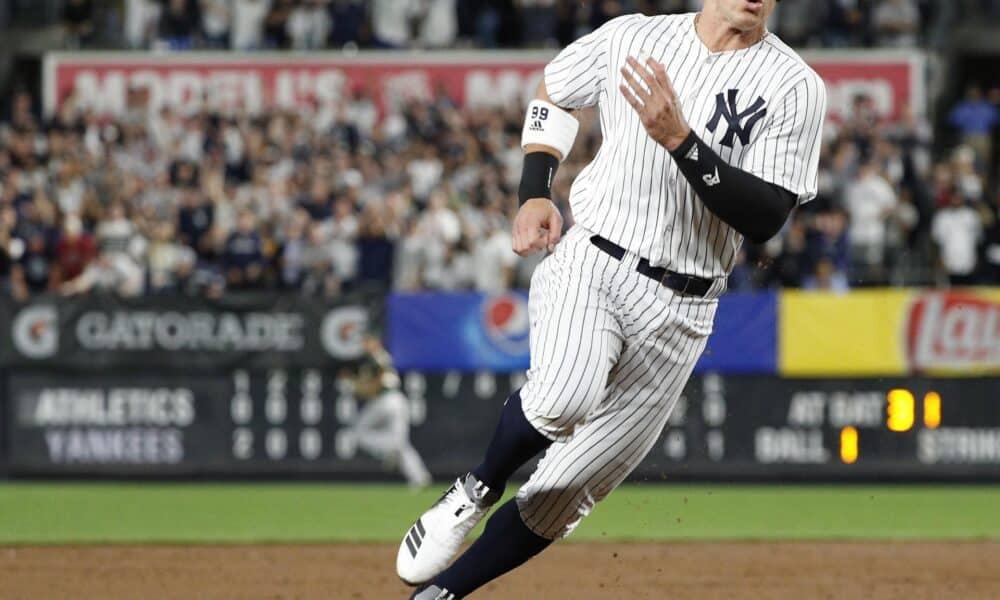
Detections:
545,12,827,279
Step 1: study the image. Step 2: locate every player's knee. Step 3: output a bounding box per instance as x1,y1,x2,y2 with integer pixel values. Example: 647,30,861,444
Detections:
515,481,596,540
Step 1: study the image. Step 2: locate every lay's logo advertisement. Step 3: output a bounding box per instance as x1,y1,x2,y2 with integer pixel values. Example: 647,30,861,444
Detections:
781,289,1000,377
906,292,1000,373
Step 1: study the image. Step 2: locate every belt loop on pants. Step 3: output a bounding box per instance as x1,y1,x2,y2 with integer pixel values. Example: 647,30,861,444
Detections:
589,235,713,298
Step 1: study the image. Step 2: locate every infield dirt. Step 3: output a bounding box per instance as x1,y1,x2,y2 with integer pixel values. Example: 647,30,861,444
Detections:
3,542,999,599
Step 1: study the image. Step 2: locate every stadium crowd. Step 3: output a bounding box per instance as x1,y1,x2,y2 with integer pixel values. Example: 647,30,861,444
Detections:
1,2,1000,298
737,87,1000,291
3,77,1000,300
51,0,956,52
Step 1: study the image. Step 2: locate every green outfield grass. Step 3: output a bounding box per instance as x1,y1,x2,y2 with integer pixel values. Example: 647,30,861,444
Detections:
0,483,997,545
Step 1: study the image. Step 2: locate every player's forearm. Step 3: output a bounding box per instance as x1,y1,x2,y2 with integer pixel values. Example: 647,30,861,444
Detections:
669,132,797,244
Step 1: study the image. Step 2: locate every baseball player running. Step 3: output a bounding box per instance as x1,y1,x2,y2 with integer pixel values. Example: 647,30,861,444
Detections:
399,1,825,597
344,336,432,489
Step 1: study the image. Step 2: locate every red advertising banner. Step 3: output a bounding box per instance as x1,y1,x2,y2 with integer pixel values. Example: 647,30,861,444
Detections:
43,50,925,122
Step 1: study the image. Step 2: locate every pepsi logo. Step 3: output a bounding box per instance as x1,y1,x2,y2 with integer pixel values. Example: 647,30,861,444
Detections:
481,294,530,356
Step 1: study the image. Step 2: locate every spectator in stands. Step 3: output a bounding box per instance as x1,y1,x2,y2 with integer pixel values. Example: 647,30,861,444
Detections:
885,190,921,283
803,255,850,293
356,204,395,290
148,221,196,292
287,0,331,50
158,0,201,50
770,0,824,46
328,196,360,285
222,209,266,289
873,0,921,47
472,211,516,293
276,211,308,289
520,0,558,47
372,0,420,48
983,192,1000,284
951,145,985,204
53,161,86,218
300,179,333,221
263,0,295,48
231,0,269,50
843,159,898,284
932,193,983,286
0,225,14,294
327,0,368,48
11,230,54,300
299,220,338,296
61,248,145,297
419,0,459,48
408,143,445,202
125,0,162,49
948,86,1000,168
806,209,851,278
760,217,809,288
96,202,141,257
824,0,865,46
201,0,232,48
53,216,96,286
62,0,96,49
6,89,37,131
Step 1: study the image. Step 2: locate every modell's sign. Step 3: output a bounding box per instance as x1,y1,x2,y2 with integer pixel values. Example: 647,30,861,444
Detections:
907,292,1000,373
43,49,925,121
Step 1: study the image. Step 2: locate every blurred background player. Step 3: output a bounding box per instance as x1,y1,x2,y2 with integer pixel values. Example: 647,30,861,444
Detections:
342,335,431,490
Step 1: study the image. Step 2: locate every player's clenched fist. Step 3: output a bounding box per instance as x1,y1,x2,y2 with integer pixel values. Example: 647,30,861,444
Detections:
619,56,692,152
513,198,563,256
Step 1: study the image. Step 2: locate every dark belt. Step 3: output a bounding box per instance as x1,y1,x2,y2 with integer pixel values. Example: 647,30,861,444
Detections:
589,235,712,298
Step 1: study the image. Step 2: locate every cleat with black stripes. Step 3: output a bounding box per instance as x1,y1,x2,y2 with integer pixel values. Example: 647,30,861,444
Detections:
409,584,456,600
396,473,499,586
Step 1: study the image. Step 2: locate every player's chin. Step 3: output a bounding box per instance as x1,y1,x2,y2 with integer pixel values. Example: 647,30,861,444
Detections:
731,5,768,28
732,14,765,31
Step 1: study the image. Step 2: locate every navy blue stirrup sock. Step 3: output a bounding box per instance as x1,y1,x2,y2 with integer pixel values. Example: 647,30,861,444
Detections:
433,499,552,597
471,391,552,495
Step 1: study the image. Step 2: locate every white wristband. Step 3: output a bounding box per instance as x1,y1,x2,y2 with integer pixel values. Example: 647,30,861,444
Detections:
520,100,580,162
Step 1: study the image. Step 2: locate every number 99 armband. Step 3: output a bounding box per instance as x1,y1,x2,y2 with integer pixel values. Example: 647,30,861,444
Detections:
520,100,580,162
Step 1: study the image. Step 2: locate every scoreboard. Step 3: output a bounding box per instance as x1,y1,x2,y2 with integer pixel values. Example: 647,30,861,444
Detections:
5,370,1000,480
656,375,1000,479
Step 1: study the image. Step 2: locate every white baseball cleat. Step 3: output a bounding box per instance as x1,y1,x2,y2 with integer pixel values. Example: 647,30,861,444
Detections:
396,473,499,586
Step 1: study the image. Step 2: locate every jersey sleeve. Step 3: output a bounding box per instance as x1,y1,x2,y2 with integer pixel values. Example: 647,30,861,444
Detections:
544,15,638,110
740,72,827,205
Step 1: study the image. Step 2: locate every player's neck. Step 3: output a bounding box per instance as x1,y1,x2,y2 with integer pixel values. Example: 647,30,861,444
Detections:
694,11,767,53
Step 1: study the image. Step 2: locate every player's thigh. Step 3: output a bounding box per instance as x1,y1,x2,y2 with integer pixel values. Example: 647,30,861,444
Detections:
520,228,623,439
517,305,712,540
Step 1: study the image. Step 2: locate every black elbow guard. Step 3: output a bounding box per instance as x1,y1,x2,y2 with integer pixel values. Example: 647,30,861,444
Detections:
669,132,796,242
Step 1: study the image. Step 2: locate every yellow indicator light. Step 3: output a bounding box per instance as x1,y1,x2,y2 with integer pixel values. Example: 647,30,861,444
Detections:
887,389,915,432
924,392,941,429
840,426,858,464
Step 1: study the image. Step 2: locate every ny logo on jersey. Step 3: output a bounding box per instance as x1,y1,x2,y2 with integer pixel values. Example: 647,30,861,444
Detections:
706,89,768,148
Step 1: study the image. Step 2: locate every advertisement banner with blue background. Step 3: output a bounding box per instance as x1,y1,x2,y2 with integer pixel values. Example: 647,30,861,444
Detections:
388,291,778,374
